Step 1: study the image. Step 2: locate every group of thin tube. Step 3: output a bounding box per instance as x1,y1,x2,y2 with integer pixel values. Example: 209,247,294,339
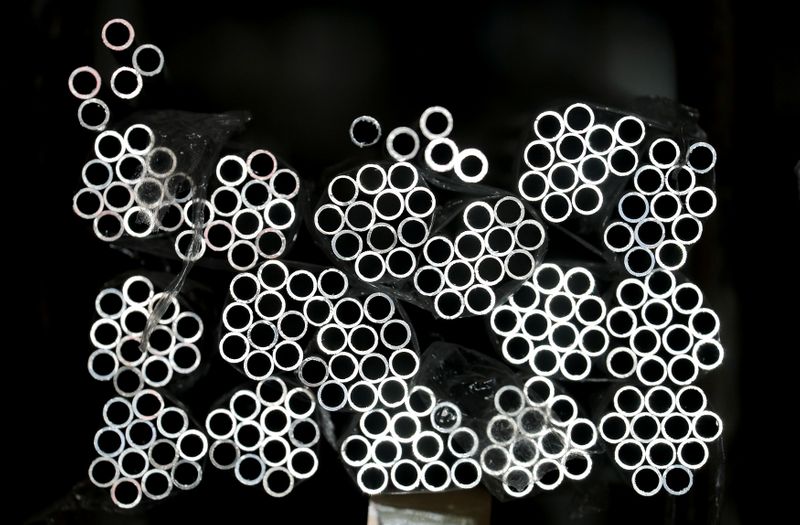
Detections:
72,127,301,269
205,377,321,497
219,261,420,413
88,389,207,508
69,19,165,131
88,275,204,395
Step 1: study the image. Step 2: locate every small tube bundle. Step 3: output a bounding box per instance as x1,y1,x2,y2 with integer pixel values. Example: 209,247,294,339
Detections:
69,18,166,131
338,385,483,494
477,377,598,498
488,262,610,380
89,390,207,508
72,121,301,271
198,149,303,268
219,260,420,410
205,378,321,497
312,161,437,284
599,384,721,496
602,271,724,384
413,197,547,319
383,106,489,184
602,137,717,275
88,274,204,394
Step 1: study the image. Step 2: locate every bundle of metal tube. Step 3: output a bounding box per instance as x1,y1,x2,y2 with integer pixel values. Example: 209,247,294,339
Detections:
88,274,204,394
339,385,483,494
518,103,648,223
220,260,420,411
89,390,207,508
68,18,166,131
518,102,718,251
383,106,490,184
477,378,598,497
205,378,320,497
73,123,192,243
73,134,302,269
197,150,302,269
599,384,721,496
488,263,610,380
602,137,717,275
413,196,546,319
602,272,724,385
313,161,437,283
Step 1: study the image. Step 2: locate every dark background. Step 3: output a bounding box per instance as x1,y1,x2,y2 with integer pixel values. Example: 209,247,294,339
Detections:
18,0,798,523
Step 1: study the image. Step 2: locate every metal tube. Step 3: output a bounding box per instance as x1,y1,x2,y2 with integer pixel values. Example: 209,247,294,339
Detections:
599,412,630,444
645,439,676,469
654,240,687,271
692,339,724,371
132,43,164,77
687,142,717,174
420,106,454,139
541,191,572,223
614,439,646,470
378,377,408,408
370,436,402,466
110,66,143,100
464,284,495,315
648,138,681,169
243,350,275,381
625,246,656,276
420,461,451,492
142,355,173,387
533,458,564,490
571,184,603,215
634,218,666,249
662,465,694,496
328,175,359,206
386,127,420,162
454,148,489,183
604,221,634,253
630,412,660,443
391,459,422,491
350,115,382,148
405,186,436,218
356,463,389,495
110,478,142,509
297,356,328,387
559,350,591,380
650,191,682,222
387,162,418,192
358,353,389,383
355,250,386,282
264,198,296,230
434,289,464,319
269,169,300,200
608,146,638,176
385,247,416,279
317,380,348,411
348,380,379,412
636,355,668,386
89,456,120,488
480,444,510,476
613,115,645,146
523,140,555,171
548,161,579,191
677,439,709,469
424,137,459,173
518,170,549,202
366,222,397,253
561,449,592,481
444,260,475,291
118,447,149,478
171,459,203,490
356,164,387,195
235,453,266,486
287,447,319,479
68,66,102,99
78,98,110,131
341,434,372,467
533,110,565,141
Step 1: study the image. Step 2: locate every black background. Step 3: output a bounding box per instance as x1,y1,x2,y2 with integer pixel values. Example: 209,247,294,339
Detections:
18,0,798,523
